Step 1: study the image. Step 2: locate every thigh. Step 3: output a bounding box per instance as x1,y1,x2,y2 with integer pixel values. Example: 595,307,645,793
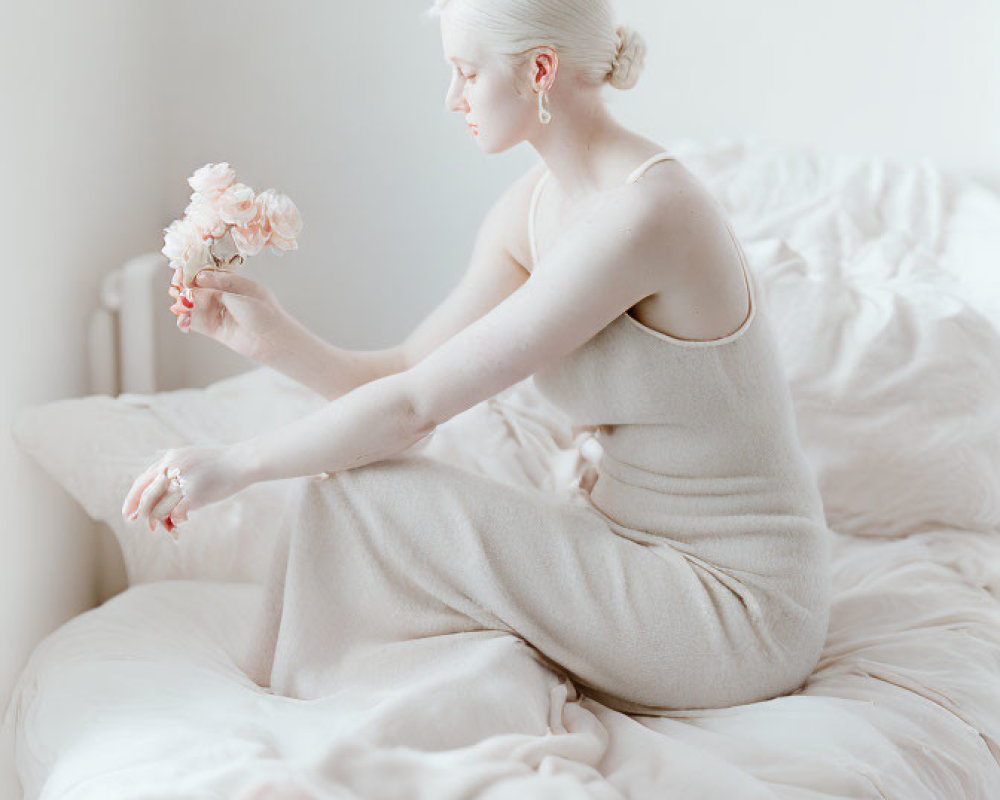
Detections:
258,454,785,712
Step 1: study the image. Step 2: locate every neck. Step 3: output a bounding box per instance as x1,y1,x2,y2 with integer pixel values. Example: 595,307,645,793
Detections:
528,94,629,200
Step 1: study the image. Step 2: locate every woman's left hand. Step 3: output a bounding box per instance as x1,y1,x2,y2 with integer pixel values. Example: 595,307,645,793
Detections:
121,444,255,539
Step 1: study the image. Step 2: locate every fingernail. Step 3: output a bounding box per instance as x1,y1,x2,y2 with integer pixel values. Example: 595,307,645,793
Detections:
129,510,139,521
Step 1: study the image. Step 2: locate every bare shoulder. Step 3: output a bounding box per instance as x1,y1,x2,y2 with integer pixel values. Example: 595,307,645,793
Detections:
624,160,755,341
628,160,731,252
634,160,746,281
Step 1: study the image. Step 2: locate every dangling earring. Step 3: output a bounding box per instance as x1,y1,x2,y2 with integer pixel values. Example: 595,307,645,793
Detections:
537,90,552,125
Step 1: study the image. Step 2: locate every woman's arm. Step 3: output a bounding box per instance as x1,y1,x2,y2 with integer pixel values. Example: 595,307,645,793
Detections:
233,183,666,487
186,267,406,402
256,312,406,402
235,370,431,484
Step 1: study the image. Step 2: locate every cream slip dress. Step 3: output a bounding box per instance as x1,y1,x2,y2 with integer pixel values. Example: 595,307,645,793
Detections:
245,151,833,715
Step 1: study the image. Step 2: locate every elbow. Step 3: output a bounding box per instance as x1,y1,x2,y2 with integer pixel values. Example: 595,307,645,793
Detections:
394,374,438,441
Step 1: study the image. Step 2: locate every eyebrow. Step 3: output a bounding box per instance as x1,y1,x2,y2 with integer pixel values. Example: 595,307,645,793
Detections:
444,56,475,66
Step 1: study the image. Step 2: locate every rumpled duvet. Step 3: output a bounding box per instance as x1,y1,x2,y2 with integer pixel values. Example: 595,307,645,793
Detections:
5,528,1000,798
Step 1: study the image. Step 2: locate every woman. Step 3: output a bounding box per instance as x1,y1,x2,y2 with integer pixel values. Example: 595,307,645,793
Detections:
122,0,831,714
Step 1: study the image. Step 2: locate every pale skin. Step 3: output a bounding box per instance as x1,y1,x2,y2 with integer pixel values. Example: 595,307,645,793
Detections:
122,13,752,536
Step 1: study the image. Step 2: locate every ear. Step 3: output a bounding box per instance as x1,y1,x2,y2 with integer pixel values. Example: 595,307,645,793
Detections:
532,48,558,91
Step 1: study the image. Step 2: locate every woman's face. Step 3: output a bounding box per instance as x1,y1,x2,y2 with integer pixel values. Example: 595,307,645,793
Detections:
440,16,535,153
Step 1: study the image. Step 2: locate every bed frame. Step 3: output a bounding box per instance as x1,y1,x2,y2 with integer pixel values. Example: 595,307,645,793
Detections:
87,253,257,601
88,253,255,397
88,253,159,396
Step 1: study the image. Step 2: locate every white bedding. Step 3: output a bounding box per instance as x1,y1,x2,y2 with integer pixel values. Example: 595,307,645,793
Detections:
6,139,1000,798
5,528,1000,798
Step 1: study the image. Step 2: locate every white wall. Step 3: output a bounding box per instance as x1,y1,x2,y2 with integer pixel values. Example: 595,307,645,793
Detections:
0,3,169,795
630,0,1000,187
139,0,1000,392
3,0,998,795
150,0,527,389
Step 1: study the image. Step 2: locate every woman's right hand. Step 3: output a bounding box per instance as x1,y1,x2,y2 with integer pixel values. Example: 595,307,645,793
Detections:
170,268,290,362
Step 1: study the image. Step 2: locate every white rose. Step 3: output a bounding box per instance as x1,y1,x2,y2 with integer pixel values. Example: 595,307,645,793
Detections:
162,217,198,269
184,192,227,240
187,162,236,197
179,226,214,287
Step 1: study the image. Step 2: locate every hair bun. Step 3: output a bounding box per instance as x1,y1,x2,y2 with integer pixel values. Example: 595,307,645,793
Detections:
608,24,647,90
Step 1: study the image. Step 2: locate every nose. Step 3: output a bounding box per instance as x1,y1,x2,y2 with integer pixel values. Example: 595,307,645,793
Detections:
444,76,470,113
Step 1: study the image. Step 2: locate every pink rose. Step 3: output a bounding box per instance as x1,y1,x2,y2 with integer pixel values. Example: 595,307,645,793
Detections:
231,200,270,258
258,189,303,254
217,182,257,226
187,162,236,197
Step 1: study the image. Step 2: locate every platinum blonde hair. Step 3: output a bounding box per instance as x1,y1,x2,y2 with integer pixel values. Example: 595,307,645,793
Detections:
425,0,647,91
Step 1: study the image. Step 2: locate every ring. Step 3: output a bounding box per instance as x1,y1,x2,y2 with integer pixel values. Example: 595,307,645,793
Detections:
164,466,187,493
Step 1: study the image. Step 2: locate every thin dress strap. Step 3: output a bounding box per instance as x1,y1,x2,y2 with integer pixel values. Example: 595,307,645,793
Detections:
528,151,675,270
625,152,676,184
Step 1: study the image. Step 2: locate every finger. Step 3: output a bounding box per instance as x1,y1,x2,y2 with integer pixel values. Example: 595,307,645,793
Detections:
172,497,190,523
185,289,223,336
193,268,269,301
123,461,166,519
169,292,193,310
134,472,170,529
151,483,183,523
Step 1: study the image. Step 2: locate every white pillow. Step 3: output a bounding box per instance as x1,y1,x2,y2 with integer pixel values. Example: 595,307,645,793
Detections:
11,367,586,586
671,138,1000,538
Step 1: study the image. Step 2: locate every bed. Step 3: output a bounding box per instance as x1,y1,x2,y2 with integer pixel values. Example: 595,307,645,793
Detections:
5,137,1000,799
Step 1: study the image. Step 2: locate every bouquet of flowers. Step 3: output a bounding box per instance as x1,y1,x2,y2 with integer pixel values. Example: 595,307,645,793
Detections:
161,162,303,332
